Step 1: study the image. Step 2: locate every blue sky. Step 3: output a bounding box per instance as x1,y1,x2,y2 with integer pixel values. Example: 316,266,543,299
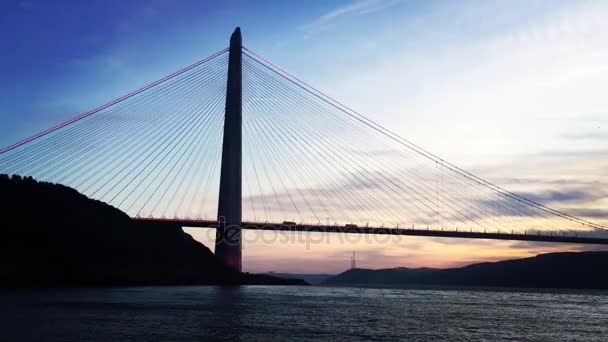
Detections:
0,0,542,141
1,0,607,272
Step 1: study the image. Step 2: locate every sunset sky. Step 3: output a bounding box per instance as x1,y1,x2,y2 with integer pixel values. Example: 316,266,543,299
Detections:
1,0,607,273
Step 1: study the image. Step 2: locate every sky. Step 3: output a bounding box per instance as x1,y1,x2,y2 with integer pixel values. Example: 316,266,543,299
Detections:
1,0,607,273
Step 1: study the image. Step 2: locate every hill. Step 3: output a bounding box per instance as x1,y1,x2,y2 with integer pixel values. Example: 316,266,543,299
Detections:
325,267,436,285
264,273,334,285
0,174,306,287
323,252,608,289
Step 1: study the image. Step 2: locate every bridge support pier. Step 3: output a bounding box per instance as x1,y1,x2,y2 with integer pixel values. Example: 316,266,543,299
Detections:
215,28,243,271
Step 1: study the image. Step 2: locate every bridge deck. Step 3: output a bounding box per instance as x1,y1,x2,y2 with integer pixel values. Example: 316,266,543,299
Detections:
132,218,608,245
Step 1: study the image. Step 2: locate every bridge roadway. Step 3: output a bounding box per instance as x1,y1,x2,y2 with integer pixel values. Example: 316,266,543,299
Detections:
132,218,608,245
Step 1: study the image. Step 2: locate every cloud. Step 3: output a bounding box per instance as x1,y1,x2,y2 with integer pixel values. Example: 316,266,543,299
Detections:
492,177,605,187
472,186,608,226
426,237,502,247
241,156,608,231
561,208,608,220
533,149,608,161
513,189,604,205
507,240,608,251
561,132,608,141
300,0,404,34
319,0,608,169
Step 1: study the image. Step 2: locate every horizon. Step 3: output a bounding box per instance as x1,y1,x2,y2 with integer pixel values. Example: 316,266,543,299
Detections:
2,0,608,274
262,250,608,276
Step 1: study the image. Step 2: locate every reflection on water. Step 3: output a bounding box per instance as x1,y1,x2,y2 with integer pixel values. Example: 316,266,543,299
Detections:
1,285,607,341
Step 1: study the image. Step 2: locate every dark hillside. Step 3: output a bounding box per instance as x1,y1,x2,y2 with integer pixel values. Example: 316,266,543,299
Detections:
0,174,305,287
323,252,608,289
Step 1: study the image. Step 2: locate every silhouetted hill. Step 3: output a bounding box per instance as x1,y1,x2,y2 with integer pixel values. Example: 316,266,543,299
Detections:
0,174,306,287
265,273,334,285
323,252,608,289
324,267,436,285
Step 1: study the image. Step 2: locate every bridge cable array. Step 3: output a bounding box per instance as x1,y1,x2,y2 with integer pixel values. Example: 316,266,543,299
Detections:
240,49,607,236
0,49,228,220
0,46,606,237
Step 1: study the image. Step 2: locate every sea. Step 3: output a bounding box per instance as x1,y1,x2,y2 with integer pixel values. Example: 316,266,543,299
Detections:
1,285,607,341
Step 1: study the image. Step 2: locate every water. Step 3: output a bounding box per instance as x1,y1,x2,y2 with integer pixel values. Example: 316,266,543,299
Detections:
1,286,607,341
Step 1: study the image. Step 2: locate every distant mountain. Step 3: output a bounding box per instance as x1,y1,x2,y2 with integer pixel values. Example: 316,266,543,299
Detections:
265,273,334,285
323,252,608,289
325,267,436,285
0,174,306,287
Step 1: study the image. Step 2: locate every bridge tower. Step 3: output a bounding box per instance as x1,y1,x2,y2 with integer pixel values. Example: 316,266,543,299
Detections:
215,28,243,271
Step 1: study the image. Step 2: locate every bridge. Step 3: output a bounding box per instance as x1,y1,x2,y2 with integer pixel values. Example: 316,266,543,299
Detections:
1,28,607,271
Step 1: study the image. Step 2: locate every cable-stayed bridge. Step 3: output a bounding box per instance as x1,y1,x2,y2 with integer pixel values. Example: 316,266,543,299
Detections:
1,28,607,271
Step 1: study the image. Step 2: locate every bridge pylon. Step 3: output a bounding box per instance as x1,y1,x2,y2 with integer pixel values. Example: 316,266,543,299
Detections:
215,27,243,271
